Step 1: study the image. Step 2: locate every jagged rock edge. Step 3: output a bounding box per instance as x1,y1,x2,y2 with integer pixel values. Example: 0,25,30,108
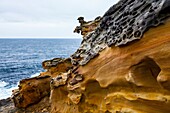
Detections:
71,0,170,66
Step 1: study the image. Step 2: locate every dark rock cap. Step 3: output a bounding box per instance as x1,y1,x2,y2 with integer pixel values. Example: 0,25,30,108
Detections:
71,0,170,66
77,17,84,20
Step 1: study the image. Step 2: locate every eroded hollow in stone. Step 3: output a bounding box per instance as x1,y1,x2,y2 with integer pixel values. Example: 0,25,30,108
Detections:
129,57,161,87
71,0,170,65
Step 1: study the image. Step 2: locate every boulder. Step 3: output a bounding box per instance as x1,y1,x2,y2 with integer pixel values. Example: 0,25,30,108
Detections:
12,75,51,108
41,58,73,77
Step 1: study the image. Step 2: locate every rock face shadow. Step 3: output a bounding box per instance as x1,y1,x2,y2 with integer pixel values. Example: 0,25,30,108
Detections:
129,57,161,87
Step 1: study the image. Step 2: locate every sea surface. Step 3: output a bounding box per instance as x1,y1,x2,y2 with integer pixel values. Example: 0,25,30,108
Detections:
0,39,81,99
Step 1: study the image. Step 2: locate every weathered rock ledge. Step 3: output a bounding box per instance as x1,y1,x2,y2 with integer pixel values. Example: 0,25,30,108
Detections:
71,0,170,66
1,0,170,113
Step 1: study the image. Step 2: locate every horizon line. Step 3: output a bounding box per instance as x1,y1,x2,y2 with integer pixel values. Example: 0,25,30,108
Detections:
0,37,82,39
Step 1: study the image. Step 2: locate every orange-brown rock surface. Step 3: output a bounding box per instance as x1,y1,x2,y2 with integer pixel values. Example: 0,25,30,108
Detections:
41,58,73,77
49,0,170,112
50,18,170,113
12,75,51,108
5,0,170,113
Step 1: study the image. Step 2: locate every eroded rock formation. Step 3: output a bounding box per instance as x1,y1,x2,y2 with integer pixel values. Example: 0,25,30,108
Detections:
41,58,73,77
71,0,170,66
50,0,170,112
49,20,170,113
74,16,102,37
4,0,170,113
12,75,51,108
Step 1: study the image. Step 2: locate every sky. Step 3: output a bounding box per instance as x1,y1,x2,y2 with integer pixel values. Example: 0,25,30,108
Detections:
0,0,119,38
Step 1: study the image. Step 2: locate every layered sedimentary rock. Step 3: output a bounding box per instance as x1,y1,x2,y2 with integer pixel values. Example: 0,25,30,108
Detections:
12,75,51,108
50,19,170,113
41,58,73,77
50,0,170,113
8,58,73,113
8,0,170,113
71,0,170,66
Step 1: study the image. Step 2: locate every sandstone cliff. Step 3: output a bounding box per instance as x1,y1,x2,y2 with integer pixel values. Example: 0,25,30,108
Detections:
2,0,170,113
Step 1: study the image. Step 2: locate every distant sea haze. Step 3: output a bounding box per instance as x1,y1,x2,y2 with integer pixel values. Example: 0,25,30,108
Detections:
0,39,81,99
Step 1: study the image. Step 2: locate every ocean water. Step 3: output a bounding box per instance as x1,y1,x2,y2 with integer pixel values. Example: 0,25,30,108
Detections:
0,39,81,99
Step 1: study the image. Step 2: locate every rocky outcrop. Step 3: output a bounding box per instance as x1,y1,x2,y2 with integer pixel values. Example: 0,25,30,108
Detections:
50,18,170,113
74,16,102,37
3,0,170,113
41,58,73,77
73,19,170,112
50,0,170,112
71,0,170,66
0,98,14,113
0,96,50,113
12,75,51,108
2,58,73,112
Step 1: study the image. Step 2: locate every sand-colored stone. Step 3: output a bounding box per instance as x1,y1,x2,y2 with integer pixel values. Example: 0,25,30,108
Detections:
41,58,73,77
12,75,51,108
10,58,73,111
5,0,170,113
49,18,170,113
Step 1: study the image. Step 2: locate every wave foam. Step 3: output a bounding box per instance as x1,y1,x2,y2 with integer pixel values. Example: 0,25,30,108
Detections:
31,72,40,78
0,72,41,100
0,81,8,87
0,81,18,100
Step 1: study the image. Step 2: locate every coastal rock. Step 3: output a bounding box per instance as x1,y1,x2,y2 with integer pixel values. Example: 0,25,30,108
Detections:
50,18,170,113
42,58,63,69
12,75,51,108
71,0,170,66
68,93,82,105
6,58,73,112
50,69,84,113
0,98,14,113
49,0,170,113
4,0,170,113
50,71,71,88
6,57,81,112
0,98,11,106
41,58,73,77
18,96,50,113
0,96,50,113
74,16,102,37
